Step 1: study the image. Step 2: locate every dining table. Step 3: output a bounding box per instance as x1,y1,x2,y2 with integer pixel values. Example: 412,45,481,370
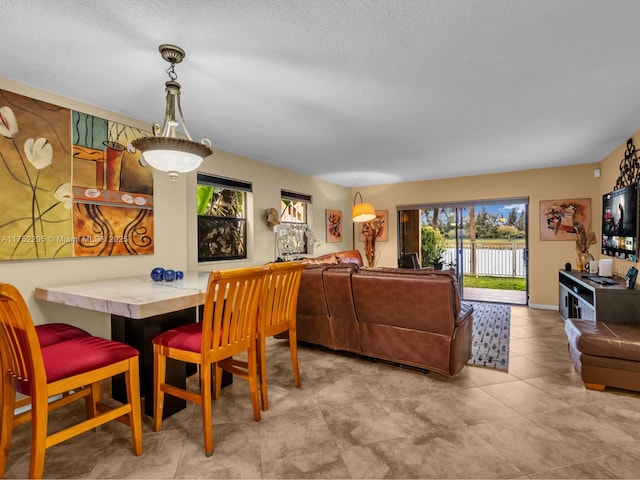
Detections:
35,271,232,417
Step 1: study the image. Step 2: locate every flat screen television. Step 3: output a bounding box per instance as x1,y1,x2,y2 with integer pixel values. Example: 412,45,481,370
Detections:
602,183,639,261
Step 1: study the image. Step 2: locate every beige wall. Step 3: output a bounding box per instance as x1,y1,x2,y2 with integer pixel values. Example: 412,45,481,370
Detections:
2,76,638,326
0,78,351,336
598,129,640,278
351,163,603,308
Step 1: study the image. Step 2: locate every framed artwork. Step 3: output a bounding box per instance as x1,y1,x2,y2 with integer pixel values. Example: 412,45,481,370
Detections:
359,210,388,242
0,89,154,260
326,209,342,243
540,198,591,241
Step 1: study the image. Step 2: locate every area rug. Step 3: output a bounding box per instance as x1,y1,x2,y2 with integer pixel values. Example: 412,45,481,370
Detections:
466,301,511,372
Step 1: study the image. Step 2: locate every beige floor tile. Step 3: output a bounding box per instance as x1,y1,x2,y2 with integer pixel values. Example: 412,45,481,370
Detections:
481,380,571,415
470,416,593,475
416,427,525,479
458,363,520,386
528,461,618,479
258,408,336,462
261,449,351,479
506,354,557,380
6,306,640,479
339,437,441,478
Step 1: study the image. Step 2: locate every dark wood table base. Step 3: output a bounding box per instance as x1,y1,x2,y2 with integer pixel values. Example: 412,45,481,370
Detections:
110,307,232,418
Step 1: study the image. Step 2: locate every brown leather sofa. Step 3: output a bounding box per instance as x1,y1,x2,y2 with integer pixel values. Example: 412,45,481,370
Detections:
306,250,365,266
565,318,640,392
295,251,473,376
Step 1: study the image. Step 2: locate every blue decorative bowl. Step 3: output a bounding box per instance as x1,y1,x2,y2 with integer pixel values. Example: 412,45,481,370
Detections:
150,267,165,282
175,270,184,280
163,269,176,282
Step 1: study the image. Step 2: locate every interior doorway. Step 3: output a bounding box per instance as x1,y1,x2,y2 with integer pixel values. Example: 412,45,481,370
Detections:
398,198,529,305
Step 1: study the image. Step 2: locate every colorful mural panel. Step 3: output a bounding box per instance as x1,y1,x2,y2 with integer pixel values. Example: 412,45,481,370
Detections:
0,89,154,260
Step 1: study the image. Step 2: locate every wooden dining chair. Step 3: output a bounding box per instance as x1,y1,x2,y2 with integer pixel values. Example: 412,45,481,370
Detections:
257,261,307,411
0,283,143,479
152,265,269,456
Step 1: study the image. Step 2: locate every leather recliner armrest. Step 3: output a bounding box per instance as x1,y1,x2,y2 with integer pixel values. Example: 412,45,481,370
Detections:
456,302,474,326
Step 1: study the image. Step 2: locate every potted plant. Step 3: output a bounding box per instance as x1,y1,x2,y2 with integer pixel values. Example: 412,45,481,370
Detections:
421,226,446,269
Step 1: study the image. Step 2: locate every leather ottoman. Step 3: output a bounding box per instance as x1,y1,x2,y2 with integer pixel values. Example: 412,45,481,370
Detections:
565,318,640,392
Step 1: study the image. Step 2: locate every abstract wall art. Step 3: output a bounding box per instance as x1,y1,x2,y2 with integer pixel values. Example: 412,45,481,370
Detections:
325,209,342,243
0,89,154,260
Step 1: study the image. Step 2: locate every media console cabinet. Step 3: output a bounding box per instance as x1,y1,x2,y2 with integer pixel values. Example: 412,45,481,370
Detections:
559,269,640,324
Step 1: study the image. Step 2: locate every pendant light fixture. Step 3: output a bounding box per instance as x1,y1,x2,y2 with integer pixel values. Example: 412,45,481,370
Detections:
132,44,212,181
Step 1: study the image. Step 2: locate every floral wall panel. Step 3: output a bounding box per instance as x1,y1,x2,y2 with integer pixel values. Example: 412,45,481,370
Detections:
0,90,73,260
0,89,154,260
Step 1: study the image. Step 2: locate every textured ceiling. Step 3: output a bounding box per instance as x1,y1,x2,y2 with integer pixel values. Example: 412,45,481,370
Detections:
3,0,640,186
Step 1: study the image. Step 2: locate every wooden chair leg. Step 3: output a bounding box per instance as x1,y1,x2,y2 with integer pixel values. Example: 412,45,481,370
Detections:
200,362,214,456
85,383,100,421
153,345,166,432
289,330,301,388
247,346,261,422
258,337,269,411
29,392,48,479
214,363,222,400
0,377,15,477
126,358,143,456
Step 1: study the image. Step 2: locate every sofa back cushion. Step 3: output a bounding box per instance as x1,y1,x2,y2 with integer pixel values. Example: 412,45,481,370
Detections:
360,267,461,317
335,250,364,266
322,263,360,351
297,264,330,316
352,270,457,336
305,253,338,265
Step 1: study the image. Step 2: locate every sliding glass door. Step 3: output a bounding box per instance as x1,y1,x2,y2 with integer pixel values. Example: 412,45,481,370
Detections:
397,198,528,305
454,206,467,297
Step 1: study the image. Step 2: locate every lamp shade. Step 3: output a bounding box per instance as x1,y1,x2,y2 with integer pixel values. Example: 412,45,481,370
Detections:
352,202,376,222
134,136,210,180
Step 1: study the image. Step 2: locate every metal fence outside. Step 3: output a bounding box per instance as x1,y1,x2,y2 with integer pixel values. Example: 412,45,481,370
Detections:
442,241,526,278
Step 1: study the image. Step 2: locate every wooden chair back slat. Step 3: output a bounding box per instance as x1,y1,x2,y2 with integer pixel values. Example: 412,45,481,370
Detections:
0,284,45,392
201,266,268,360
260,261,306,337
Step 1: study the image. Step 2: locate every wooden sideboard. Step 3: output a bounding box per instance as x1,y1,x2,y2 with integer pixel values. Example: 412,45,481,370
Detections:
558,269,640,324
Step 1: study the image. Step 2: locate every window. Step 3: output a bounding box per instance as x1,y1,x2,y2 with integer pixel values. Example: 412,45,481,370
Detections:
277,190,312,259
197,173,252,262
280,190,312,225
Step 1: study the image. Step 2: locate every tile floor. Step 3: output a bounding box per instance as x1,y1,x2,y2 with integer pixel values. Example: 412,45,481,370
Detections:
5,306,640,479
463,287,527,305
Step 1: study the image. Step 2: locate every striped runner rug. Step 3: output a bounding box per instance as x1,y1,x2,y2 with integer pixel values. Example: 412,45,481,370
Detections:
466,301,511,372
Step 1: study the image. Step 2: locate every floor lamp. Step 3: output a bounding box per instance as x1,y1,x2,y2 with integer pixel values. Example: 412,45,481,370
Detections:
352,192,376,250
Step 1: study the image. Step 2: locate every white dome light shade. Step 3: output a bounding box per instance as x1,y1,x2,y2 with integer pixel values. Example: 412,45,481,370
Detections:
135,136,210,180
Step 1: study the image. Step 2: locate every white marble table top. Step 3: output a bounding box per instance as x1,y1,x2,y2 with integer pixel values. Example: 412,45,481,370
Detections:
35,271,211,319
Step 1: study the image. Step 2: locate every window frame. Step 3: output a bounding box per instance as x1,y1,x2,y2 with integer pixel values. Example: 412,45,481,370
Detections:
278,190,312,257
197,173,252,262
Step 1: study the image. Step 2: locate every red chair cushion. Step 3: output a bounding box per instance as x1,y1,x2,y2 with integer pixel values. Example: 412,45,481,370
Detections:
35,323,92,347
15,337,139,395
152,323,203,353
